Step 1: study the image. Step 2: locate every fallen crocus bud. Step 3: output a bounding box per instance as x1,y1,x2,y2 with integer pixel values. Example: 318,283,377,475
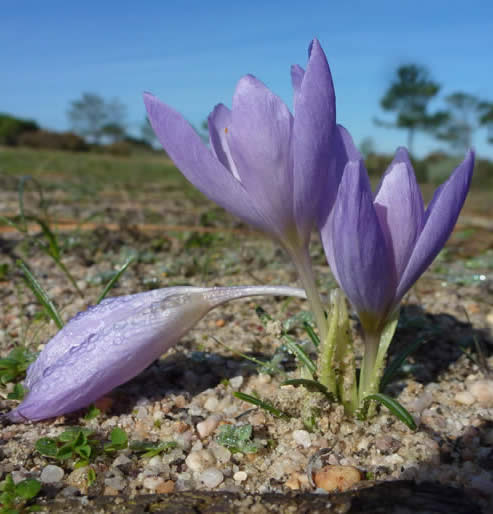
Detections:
8,285,306,422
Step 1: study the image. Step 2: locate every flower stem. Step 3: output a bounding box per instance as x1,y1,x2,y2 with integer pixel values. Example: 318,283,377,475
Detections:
358,331,380,406
288,246,328,346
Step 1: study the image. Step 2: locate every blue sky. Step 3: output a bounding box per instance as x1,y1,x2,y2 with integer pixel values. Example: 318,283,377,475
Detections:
3,0,493,158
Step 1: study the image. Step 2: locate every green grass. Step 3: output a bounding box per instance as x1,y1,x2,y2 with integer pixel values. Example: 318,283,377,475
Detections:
0,146,192,193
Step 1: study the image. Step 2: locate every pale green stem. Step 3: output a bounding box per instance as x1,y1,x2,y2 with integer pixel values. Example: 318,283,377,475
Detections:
287,246,328,347
358,332,380,406
358,312,399,416
333,293,358,415
317,293,338,394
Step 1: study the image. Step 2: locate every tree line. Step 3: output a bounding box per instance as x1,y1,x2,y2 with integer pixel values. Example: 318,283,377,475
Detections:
1,64,493,158
376,64,493,156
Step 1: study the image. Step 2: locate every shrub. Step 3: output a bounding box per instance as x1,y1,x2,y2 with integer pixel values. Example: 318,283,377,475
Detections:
18,130,88,151
104,141,132,156
0,113,39,145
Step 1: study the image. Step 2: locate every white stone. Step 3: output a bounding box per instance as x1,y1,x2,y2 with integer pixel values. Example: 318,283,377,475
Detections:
40,465,64,483
454,391,475,405
143,476,164,491
209,443,231,464
197,415,221,438
104,476,126,491
233,471,247,482
199,468,224,488
112,454,131,467
469,380,493,407
185,449,215,472
204,397,219,411
292,429,312,448
230,376,244,389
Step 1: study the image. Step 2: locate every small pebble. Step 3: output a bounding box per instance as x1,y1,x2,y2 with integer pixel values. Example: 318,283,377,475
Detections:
209,443,231,464
185,449,215,472
104,477,126,491
147,455,163,471
156,480,175,494
199,468,224,488
313,465,361,492
233,471,247,482
454,391,475,406
40,465,64,484
230,376,244,389
143,476,164,491
204,397,219,411
469,380,493,408
292,429,312,448
112,454,131,467
197,415,221,438
66,467,90,493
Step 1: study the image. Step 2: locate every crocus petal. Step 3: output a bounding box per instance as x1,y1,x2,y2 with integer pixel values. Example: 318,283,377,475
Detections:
395,150,474,302
228,75,295,238
290,64,305,108
292,39,336,240
208,103,241,181
322,160,395,322
143,93,266,232
8,286,306,422
373,148,425,280
317,124,361,229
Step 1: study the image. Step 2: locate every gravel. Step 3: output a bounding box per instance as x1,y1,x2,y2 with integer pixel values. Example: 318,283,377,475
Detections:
1,185,492,511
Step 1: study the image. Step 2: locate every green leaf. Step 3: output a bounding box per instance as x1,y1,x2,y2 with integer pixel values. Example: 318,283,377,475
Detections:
233,392,290,419
86,468,96,487
7,383,27,401
281,378,335,401
216,424,259,454
17,260,64,329
282,336,317,377
58,427,92,442
104,427,128,452
74,459,90,469
130,441,177,458
96,257,134,305
84,404,101,420
303,321,320,348
56,444,75,460
15,479,41,500
35,438,58,458
363,393,417,430
75,444,92,459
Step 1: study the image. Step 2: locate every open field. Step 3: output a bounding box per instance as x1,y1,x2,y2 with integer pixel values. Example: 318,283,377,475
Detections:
0,147,492,511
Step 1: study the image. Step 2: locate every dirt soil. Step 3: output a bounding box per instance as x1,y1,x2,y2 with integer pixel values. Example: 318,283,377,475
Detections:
1,181,492,513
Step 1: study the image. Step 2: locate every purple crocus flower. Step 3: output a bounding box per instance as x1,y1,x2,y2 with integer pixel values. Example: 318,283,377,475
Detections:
144,39,341,253
321,148,475,335
143,39,356,342
8,285,305,422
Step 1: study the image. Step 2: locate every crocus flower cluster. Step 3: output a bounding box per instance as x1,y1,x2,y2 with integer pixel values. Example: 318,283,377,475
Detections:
8,38,474,423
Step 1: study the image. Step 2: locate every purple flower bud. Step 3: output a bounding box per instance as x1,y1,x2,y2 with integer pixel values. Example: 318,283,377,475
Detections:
321,148,474,333
8,285,305,422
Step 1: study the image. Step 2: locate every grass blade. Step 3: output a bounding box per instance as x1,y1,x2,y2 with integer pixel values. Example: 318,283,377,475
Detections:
0,215,25,232
283,336,317,377
364,393,416,430
17,260,64,329
281,378,335,400
233,392,290,419
96,257,134,304
303,320,320,348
